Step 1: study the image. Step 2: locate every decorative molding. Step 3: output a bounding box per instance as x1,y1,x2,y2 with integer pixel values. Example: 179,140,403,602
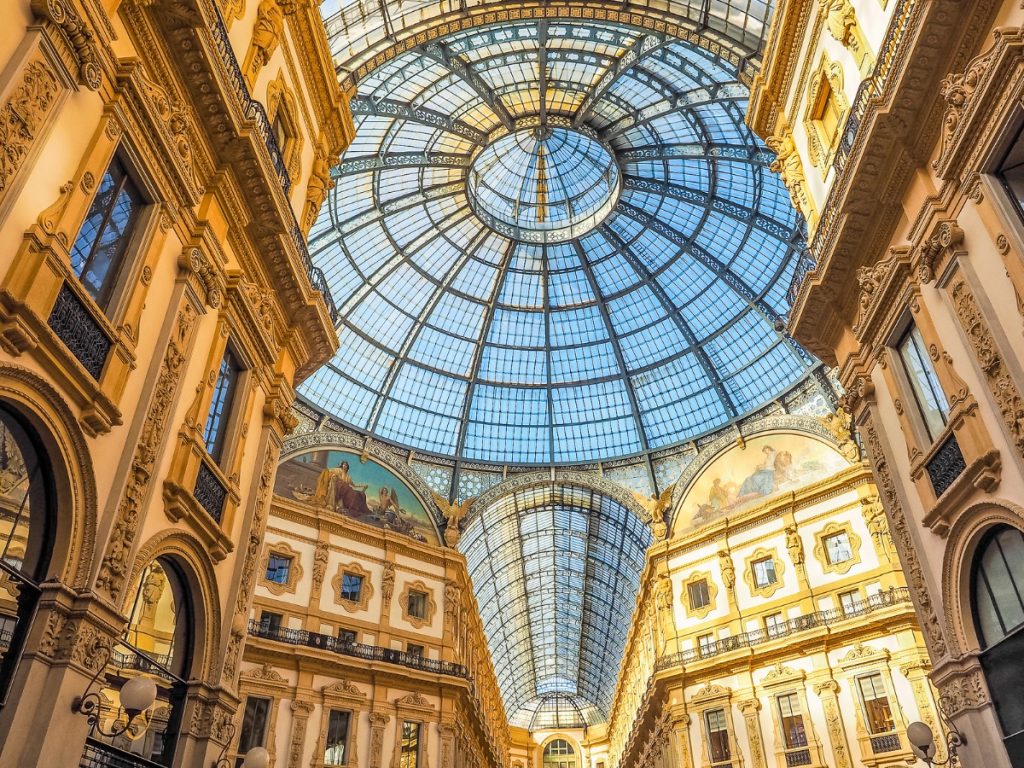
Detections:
743,547,786,598
331,561,373,613
398,579,436,629
0,58,61,204
812,520,862,575
682,570,717,620
260,540,303,596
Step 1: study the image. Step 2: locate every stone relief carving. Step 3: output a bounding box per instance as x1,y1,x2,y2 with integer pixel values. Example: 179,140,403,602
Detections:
0,59,60,203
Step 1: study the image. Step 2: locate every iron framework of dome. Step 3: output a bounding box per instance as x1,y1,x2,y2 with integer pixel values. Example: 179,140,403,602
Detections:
460,484,652,729
303,19,812,466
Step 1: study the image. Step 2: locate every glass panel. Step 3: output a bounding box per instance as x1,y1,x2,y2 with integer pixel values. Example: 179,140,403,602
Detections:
124,561,178,667
778,693,808,748
974,527,1024,646
824,532,852,564
324,710,351,765
753,557,776,587
69,157,146,308
705,708,731,761
239,697,271,752
840,591,860,614
998,123,1024,221
689,580,710,609
259,611,282,633
408,591,427,618
858,674,894,734
265,555,291,584
400,721,420,768
341,573,363,601
897,325,949,441
204,347,240,461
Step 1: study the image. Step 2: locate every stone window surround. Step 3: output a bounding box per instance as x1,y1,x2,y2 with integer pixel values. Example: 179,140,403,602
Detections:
399,580,437,629
260,541,303,596
332,561,373,613
744,546,787,598
683,570,718,620
813,521,862,575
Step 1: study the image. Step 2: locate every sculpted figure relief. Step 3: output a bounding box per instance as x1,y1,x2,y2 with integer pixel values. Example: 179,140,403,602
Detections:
767,131,817,230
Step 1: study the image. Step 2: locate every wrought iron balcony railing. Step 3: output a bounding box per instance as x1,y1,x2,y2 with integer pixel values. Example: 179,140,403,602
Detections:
205,2,340,326
925,433,967,498
248,620,468,678
869,732,902,754
655,588,912,670
79,738,164,768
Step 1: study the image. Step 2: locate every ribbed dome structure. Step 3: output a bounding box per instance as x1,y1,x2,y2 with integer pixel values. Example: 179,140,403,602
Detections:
303,20,812,466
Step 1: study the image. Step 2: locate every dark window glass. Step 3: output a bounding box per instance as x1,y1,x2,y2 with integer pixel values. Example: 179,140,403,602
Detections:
324,709,351,765
338,628,356,645
400,721,420,768
705,708,731,762
407,643,424,658
857,674,894,734
265,554,291,584
238,696,271,754
752,557,777,588
840,590,861,615
258,611,282,633
69,156,146,308
697,633,715,657
764,613,784,638
340,573,363,602
204,347,240,461
974,526,1024,647
407,590,428,619
778,693,809,748
998,123,1024,221
688,579,710,610
897,325,949,442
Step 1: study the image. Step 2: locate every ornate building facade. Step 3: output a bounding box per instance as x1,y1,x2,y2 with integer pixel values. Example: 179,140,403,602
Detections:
0,0,351,765
750,0,1024,762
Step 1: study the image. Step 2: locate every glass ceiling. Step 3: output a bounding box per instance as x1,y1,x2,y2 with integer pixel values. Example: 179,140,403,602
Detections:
460,484,652,729
303,19,813,466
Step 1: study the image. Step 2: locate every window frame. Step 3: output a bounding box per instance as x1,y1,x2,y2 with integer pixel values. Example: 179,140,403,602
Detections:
894,323,950,444
203,344,243,464
265,554,292,585
399,720,421,768
856,672,896,735
703,707,732,763
237,695,272,754
323,708,352,767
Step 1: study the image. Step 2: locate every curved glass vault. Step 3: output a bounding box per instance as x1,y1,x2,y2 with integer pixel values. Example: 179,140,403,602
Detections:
303,19,813,466
459,484,652,729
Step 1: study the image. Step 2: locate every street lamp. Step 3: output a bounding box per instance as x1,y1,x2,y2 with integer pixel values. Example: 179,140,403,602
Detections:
906,720,967,766
71,646,158,737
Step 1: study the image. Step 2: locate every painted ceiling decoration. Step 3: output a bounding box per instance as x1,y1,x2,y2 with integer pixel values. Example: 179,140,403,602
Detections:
303,18,813,467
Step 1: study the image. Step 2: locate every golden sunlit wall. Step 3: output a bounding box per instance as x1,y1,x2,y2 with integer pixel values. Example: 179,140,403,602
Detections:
750,0,1024,762
0,0,350,765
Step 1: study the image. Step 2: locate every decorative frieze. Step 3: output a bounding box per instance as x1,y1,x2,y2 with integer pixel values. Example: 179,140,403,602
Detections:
0,58,61,204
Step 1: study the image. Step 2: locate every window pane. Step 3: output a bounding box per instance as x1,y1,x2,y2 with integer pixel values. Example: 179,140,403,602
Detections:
858,674,894,734
753,557,776,587
69,157,145,307
689,580,709,609
998,124,1024,220
897,325,948,441
825,532,852,564
400,721,420,768
975,528,1024,645
341,573,363,601
778,694,808,748
705,709,730,761
325,710,350,765
266,555,291,584
238,697,270,752
204,347,240,461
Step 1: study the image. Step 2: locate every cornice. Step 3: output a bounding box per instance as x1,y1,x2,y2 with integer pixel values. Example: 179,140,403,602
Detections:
747,0,815,137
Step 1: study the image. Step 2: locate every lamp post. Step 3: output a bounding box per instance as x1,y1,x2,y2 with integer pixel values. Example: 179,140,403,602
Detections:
906,721,967,767
71,645,158,737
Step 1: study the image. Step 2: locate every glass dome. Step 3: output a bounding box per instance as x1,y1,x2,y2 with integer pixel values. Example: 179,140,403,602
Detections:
304,20,813,466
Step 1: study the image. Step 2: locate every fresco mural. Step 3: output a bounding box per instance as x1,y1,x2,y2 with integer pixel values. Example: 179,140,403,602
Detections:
274,449,437,543
675,433,849,533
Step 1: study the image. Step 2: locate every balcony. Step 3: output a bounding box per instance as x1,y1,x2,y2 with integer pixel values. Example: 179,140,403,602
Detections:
79,739,163,768
655,588,912,670
248,620,468,678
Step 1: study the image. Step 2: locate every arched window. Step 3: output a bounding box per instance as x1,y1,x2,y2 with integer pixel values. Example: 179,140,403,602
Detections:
543,739,576,768
0,404,54,706
88,557,193,766
972,525,1024,761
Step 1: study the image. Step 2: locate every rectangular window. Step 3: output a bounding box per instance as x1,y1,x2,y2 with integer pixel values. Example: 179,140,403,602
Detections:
697,633,715,657
69,156,146,309
338,628,357,645
407,590,428,620
812,77,843,144
258,611,282,633
824,531,853,565
340,573,363,602
840,590,862,615
237,696,271,756
778,693,809,748
265,554,292,585
400,721,421,768
324,709,351,766
704,708,731,762
407,643,424,658
764,612,784,638
858,673,895,734
752,557,777,588
688,579,710,610
997,123,1024,220
897,325,949,442
204,346,241,462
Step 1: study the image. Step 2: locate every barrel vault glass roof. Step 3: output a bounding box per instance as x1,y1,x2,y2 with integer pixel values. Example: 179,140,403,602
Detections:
302,19,813,466
460,484,652,729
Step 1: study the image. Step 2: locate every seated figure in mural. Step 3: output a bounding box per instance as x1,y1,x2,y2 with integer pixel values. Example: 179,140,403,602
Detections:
739,445,778,497
313,461,372,517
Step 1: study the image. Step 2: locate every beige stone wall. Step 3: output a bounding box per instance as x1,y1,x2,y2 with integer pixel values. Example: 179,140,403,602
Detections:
0,0,349,765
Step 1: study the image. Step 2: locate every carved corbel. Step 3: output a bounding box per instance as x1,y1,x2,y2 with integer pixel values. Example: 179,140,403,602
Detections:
178,247,223,308
917,221,964,284
30,0,102,90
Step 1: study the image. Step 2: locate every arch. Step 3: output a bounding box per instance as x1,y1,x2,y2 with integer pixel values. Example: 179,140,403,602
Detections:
942,500,1024,655
469,469,650,526
540,734,580,767
279,429,446,539
335,1,761,89
124,530,222,683
667,415,856,539
0,363,97,589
